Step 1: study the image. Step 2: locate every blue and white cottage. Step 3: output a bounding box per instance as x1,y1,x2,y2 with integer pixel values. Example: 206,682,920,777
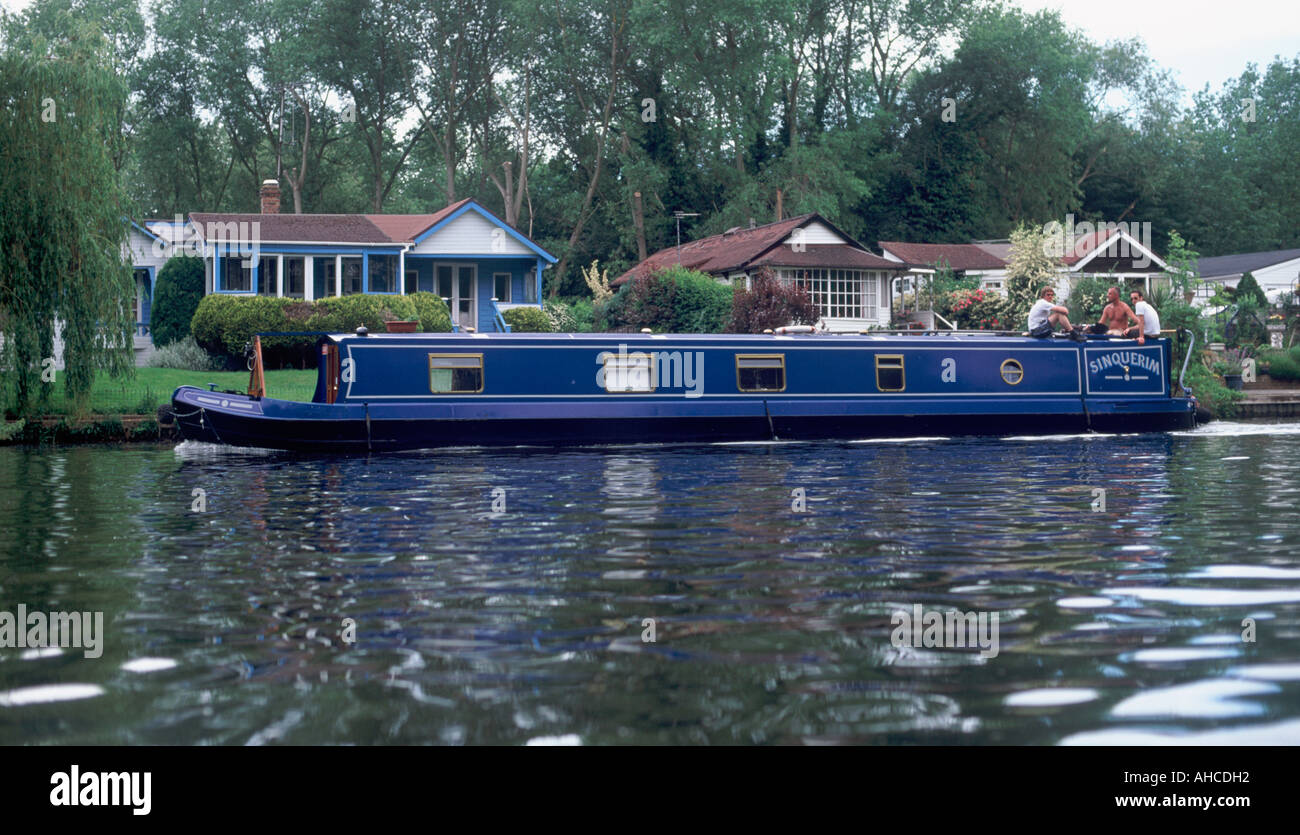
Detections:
187,181,555,332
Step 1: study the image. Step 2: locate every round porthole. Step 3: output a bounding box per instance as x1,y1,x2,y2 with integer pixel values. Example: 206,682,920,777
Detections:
1000,359,1024,385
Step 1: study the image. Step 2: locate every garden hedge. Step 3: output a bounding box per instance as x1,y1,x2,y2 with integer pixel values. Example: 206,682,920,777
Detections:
190,293,452,366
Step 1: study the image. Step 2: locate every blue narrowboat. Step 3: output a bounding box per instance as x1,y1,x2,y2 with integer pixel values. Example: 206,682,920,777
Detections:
170,329,1197,452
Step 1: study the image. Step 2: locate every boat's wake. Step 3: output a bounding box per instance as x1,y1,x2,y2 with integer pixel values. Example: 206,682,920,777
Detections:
1172,421,1300,437
173,440,280,460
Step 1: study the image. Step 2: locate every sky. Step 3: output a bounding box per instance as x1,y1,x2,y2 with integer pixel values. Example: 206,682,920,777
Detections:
2,0,1296,101
1015,0,1300,99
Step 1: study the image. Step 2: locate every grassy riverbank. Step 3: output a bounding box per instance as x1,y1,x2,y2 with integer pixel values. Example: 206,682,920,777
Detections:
5,368,317,418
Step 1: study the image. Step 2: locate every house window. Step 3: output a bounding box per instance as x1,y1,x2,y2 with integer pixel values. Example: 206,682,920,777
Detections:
493,272,511,302
783,268,877,320
221,256,251,292
405,270,419,294
601,352,654,392
317,261,338,297
521,272,537,304
341,257,363,294
284,257,305,298
875,354,905,391
736,354,785,392
369,254,398,293
428,354,484,394
257,256,276,295
133,268,149,324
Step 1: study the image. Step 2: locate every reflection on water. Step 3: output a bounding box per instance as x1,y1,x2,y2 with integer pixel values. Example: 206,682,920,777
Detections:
1,423,1299,744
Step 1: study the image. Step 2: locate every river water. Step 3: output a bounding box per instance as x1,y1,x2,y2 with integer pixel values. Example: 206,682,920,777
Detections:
2,422,1299,745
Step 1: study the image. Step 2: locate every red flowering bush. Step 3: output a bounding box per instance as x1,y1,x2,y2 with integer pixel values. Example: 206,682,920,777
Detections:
946,288,1008,330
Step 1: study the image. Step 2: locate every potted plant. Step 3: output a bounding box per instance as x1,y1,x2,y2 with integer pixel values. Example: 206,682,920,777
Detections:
1214,346,1252,390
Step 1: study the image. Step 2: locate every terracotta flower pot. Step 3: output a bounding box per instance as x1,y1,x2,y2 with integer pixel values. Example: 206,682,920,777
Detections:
385,320,419,333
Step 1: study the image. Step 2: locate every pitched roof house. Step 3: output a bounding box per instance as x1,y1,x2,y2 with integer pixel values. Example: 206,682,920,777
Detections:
1194,248,1300,304
181,182,555,334
881,225,1168,300
614,214,921,330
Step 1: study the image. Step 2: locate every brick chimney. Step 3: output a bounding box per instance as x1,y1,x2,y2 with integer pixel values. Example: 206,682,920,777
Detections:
259,179,281,214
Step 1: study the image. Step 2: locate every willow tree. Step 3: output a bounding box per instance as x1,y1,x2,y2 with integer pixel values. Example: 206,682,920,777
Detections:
0,14,133,415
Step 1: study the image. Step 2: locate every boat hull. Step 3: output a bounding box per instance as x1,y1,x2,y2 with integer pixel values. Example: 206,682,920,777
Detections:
172,387,1196,452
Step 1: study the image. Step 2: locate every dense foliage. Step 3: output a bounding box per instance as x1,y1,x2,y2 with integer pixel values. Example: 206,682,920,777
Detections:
150,256,206,346
0,13,133,415
1262,345,1300,382
946,289,1006,331
599,267,733,333
543,298,595,332
190,293,451,365
3,0,1288,303
502,306,551,332
726,269,820,333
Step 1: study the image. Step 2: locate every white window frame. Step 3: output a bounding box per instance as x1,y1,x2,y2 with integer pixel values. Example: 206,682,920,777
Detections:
493,271,512,303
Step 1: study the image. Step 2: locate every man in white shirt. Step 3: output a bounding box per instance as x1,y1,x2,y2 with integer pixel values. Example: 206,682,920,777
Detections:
1027,287,1083,340
1125,289,1161,346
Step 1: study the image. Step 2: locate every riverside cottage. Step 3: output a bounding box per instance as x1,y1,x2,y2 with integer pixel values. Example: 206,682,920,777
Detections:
121,183,554,364
613,213,923,332
189,182,555,333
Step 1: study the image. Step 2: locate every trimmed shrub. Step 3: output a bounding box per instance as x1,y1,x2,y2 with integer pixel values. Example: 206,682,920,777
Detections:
502,306,552,332
660,266,733,333
407,292,453,333
191,295,296,361
726,269,820,333
304,294,418,335
147,336,223,371
192,293,444,367
151,256,206,346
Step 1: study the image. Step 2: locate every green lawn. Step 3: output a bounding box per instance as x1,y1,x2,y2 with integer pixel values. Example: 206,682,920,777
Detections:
9,367,318,416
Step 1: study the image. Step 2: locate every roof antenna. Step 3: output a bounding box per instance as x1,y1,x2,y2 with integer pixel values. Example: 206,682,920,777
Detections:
673,210,699,265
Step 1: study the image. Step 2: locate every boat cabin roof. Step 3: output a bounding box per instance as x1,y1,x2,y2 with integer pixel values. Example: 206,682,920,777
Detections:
320,330,1156,346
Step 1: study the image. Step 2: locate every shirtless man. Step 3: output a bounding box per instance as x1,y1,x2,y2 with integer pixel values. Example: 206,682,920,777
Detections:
1098,286,1140,340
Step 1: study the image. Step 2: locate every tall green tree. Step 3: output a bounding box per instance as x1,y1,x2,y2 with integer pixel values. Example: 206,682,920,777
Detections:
1,13,134,414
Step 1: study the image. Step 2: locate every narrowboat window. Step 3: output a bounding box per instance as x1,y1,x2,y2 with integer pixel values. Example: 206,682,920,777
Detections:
428,354,484,394
602,353,654,392
875,354,905,391
1000,359,1024,386
736,354,785,392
